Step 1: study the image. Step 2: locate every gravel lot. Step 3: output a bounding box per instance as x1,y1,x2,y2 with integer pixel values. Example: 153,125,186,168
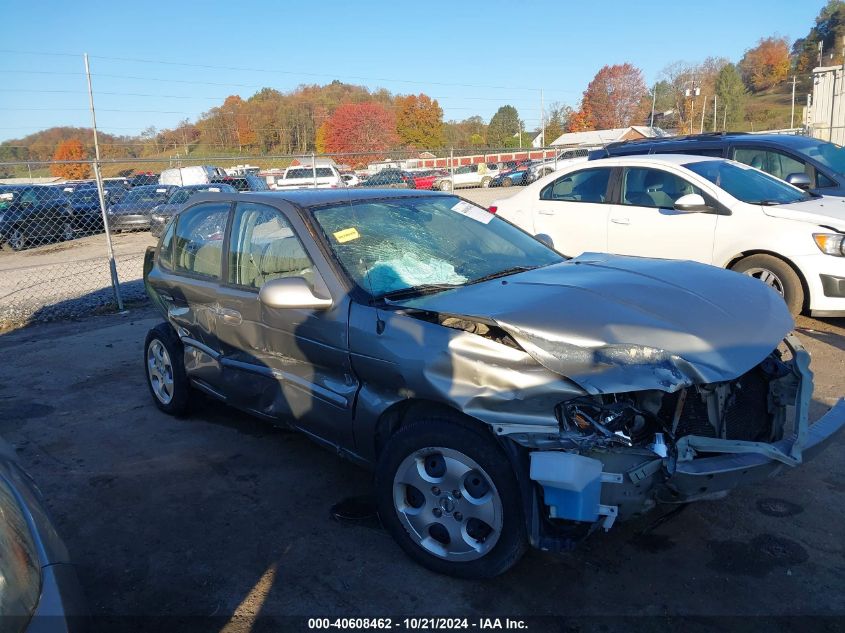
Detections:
1,292,843,628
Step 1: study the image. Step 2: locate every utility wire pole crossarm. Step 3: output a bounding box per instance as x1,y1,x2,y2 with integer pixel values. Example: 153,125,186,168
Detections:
83,53,123,312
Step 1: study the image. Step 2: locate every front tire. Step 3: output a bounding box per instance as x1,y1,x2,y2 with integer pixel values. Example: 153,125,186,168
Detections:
731,254,804,315
480,177,492,188
144,322,190,416
376,417,527,578
439,180,452,192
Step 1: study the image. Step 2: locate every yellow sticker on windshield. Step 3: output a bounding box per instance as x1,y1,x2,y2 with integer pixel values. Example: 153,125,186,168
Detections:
333,227,360,243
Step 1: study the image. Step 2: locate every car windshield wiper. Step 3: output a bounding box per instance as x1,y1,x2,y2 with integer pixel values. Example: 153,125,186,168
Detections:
466,265,538,285
752,199,784,206
376,283,463,302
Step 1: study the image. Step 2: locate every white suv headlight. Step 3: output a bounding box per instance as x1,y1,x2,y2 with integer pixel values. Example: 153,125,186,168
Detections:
813,233,845,256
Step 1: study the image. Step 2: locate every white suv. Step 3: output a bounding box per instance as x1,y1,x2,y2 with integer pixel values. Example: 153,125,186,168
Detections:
434,163,500,191
493,154,845,316
272,165,343,189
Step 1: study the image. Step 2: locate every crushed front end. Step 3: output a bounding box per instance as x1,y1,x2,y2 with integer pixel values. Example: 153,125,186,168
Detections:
501,335,845,549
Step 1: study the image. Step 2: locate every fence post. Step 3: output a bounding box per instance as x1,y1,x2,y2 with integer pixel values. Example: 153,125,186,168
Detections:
311,151,317,188
84,53,123,311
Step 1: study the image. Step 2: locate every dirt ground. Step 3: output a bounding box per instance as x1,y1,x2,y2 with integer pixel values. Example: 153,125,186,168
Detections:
1,304,843,632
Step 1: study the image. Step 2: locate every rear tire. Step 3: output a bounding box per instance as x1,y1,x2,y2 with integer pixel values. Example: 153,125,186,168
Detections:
731,254,804,315
144,322,190,416
376,417,527,579
8,227,26,251
502,177,513,187
481,177,492,188
439,180,452,192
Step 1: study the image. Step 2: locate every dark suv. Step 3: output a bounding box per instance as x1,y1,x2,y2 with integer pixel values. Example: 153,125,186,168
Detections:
590,133,845,196
0,185,73,250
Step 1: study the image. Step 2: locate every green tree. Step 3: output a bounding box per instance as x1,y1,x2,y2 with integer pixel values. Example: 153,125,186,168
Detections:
543,103,573,145
715,63,747,131
487,105,522,148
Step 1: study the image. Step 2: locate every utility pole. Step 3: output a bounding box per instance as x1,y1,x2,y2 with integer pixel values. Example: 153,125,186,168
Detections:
649,83,657,128
723,104,727,131
700,97,707,134
540,88,545,147
819,41,824,67
790,75,797,129
84,53,123,311
713,95,717,132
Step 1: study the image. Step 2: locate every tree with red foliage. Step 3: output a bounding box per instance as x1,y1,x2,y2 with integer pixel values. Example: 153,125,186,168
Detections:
574,63,648,130
50,139,91,179
324,102,399,165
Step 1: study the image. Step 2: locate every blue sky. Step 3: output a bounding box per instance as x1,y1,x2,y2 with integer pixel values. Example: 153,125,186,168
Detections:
0,0,823,142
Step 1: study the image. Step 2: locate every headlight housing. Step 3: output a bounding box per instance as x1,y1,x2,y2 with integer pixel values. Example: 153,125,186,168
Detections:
813,233,845,256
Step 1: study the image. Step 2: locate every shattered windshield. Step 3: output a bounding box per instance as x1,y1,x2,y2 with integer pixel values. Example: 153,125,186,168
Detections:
311,195,562,298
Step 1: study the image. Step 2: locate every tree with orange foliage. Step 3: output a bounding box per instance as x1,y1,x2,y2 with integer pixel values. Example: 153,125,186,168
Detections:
315,121,330,153
567,107,595,132
222,95,257,151
739,36,791,92
395,94,444,148
50,139,91,179
575,63,648,130
324,102,399,165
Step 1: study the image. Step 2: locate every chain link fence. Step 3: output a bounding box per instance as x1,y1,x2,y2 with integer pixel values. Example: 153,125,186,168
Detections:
0,147,568,329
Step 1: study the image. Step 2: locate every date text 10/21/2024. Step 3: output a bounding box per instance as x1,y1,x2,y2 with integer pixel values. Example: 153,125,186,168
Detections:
307,618,529,630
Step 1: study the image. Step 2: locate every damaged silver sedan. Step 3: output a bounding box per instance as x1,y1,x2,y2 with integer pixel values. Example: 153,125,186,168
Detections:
142,189,845,578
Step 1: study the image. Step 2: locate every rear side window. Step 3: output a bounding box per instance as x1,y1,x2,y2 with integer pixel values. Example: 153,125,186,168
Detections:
173,202,230,279
733,147,809,181
228,202,314,290
540,168,611,203
622,168,703,208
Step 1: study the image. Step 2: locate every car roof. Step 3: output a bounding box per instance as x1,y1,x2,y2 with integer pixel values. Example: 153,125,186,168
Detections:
586,154,719,167
608,132,825,149
199,188,451,208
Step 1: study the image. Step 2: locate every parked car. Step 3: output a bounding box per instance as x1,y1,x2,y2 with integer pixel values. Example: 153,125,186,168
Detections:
127,172,160,187
433,163,500,191
211,174,270,192
0,439,86,630
358,169,415,188
340,173,360,187
65,186,105,235
149,183,237,238
590,132,845,197
409,169,447,190
490,164,532,188
525,147,594,183
272,165,344,189
493,154,845,317
107,184,179,232
0,185,73,250
159,166,225,187
143,188,845,578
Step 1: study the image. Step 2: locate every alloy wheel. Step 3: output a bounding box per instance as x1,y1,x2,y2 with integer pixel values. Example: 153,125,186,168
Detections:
147,339,175,405
743,267,785,296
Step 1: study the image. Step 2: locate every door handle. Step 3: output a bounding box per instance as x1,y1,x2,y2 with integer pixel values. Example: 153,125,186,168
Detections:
611,217,630,225
216,307,242,325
